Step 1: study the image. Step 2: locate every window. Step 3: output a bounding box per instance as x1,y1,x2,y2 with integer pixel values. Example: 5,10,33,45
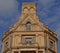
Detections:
26,22,31,31
4,42,8,49
14,51,18,53
21,51,36,53
50,41,54,49
25,38,32,44
38,51,43,53
22,35,36,44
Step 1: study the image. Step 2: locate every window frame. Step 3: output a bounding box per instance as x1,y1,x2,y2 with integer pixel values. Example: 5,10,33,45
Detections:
38,51,43,53
21,35,36,44
49,38,55,50
4,41,8,50
14,51,18,53
26,22,31,31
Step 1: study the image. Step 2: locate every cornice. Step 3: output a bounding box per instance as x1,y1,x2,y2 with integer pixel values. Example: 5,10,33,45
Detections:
44,30,58,40
48,48,57,53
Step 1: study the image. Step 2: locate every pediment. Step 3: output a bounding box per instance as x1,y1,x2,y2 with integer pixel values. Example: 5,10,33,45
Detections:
12,14,45,31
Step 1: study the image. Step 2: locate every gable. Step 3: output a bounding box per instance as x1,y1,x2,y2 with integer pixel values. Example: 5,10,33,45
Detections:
13,14,44,31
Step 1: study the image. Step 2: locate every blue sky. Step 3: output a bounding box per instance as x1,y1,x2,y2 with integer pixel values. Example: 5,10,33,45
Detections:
0,0,60,53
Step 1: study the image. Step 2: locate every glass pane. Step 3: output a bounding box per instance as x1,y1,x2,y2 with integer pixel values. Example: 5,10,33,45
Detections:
21,51,36,53
38,51,43,53
25,38,32,44
50,41,54,49
14,51,18,53
26,22,31,30
21,35,36,44
4,42,8,49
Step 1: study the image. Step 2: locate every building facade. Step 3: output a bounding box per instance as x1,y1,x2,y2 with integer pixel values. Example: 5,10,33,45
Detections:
2,2,58,53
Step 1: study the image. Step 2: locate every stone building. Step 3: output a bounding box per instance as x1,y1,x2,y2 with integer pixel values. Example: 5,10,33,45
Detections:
2,2,58,53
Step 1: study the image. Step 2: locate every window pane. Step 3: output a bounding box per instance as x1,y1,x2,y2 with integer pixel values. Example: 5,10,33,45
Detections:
50,41,54,49
22,36,36,44
38,51,43,53
4,42,8,50
26,22,31,30
14,51,18,53
25,38,32,44
21,51,36,53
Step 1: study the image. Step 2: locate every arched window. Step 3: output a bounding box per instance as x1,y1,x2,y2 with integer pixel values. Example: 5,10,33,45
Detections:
26,22,31,31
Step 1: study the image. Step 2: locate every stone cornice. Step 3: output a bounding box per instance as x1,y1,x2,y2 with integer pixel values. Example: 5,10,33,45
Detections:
44,30,58,41
2,30,58,41
48,48,57,53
